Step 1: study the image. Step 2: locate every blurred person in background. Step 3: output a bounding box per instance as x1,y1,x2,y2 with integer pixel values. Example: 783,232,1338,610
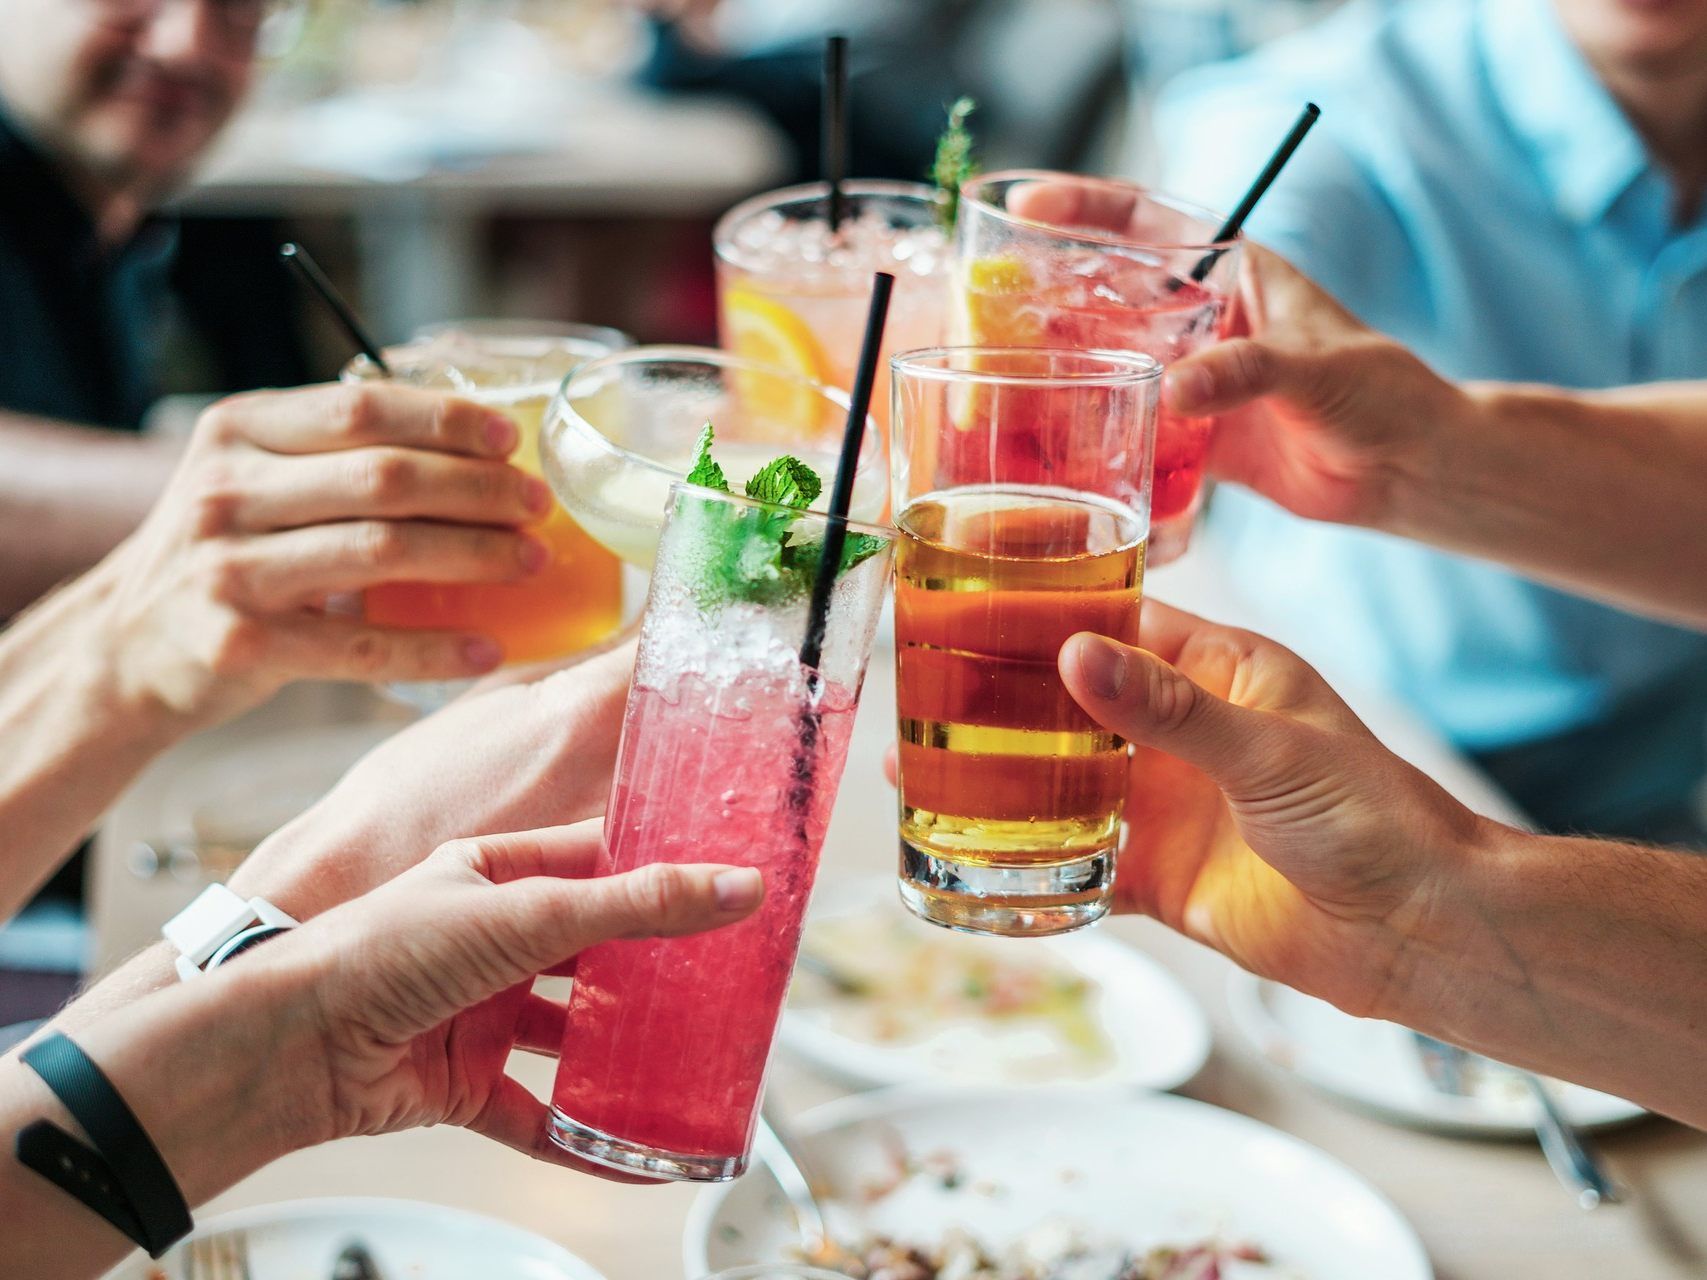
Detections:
1155,0,1707,845
0,0,302,618
630,0,1129,180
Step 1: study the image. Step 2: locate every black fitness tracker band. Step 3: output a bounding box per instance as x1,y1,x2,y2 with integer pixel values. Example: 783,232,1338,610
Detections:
15,1032,193,1257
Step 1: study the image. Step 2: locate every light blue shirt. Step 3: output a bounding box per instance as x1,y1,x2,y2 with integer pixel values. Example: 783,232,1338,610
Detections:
1156,0,1707,832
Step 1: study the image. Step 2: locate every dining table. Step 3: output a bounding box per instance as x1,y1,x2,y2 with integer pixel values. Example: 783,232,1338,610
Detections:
88,552,1707,1280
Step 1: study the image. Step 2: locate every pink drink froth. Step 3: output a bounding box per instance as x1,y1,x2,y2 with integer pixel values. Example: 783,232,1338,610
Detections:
550,669,858,1162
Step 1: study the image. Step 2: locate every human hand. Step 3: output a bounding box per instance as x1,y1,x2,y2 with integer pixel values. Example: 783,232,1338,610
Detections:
1165,243,1470,527
88,383,551,729
230,638,636,922
245,823,761,1174
1058,600,1489,1022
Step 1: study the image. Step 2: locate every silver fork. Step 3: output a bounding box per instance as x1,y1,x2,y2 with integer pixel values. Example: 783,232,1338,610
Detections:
1409,1031,1621,1208
183,1230,252,1280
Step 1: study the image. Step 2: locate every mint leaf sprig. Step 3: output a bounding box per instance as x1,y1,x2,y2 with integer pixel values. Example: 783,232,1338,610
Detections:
677,424,886,606
931,96,978,231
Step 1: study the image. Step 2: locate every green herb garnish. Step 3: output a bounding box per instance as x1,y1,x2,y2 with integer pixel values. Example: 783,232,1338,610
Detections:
684,421,728,491
931,96,978,230
678,425,885,605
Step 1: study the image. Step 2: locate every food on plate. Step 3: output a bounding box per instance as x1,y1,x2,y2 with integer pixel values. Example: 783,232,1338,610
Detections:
800,1221,1295,1280
790,912,1115,1080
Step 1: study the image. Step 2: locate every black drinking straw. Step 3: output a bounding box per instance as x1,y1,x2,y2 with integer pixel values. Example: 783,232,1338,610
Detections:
790,271,892,813
822,34,849,234
278,242,391,375
798,270,893,677
1186,102,1321,284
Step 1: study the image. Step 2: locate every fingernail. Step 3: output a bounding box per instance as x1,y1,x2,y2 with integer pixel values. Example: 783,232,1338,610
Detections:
518,536,550,574
1164,363,1212,412
1075,634,1128,700
462,637,503,671
485,413,518,454
524,476,553,517
713,868,762,912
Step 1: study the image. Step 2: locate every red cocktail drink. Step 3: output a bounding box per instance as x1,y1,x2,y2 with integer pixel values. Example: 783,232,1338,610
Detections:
548,479,894,1181
955,173,1239,563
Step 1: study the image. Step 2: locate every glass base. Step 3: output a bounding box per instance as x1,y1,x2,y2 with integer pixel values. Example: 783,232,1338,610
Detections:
547,1107,745,1183
898,841,1113,937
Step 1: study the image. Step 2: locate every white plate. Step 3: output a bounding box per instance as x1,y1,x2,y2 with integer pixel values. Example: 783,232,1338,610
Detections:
686,1086,1432,1280
1227,972,1646,1136
104,1197,606,1280
781,879,1210,1093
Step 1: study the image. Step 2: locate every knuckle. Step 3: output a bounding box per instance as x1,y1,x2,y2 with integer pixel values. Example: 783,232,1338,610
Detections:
333,385,382,442
1143,661,1201,734
207,612,268,677
432,838,485,874
474,462,519,511
353,452,417,505
627,863,693,924
203,546,251,605
189,474,243,536
195,398,245,446
1224,340,1273,393
342,628,395,678
357,521,413,570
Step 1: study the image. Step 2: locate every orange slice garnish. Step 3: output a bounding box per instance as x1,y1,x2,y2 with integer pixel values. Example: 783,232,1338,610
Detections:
722,286,831,440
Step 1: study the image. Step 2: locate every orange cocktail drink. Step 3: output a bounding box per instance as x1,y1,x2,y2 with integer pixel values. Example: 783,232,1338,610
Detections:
345,324,628,697
891,348,1161,937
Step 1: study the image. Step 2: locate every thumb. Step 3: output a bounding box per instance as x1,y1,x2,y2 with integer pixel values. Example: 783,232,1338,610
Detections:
483,861,764,983
1163,338,1320,418
344,859,765,1040
1060,632,1278,785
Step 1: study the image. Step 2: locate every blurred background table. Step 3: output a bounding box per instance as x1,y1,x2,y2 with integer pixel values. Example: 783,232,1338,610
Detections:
87,553,1707,1280
181,80,787,338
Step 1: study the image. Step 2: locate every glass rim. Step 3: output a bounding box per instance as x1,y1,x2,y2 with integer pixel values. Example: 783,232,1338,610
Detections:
345,320,633,392
551,343,886,493
891,345,1164,388
714,178,946,263
961,169,1239,252
666,478,896,542
415,318,635,350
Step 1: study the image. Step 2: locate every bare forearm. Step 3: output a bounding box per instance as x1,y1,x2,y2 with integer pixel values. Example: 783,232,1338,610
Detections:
0,413,179,615
1394,821,1707,1127
0,964,312,1277
0,565,187,918
1385,383,1707,627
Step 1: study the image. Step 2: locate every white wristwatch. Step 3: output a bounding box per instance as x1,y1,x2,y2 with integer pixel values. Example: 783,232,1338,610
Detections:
162,884,299,981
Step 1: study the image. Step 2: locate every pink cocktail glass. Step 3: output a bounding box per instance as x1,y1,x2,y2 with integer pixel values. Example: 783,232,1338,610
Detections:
548,481,894,1182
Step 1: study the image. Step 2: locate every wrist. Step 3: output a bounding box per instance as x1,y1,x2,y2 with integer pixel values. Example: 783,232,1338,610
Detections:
69,954,331,1206
66,556,192,748
1377,811,1527,1035
1371,374,1490,540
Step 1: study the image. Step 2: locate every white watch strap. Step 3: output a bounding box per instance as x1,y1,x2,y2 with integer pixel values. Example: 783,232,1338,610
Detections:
162,884,298,980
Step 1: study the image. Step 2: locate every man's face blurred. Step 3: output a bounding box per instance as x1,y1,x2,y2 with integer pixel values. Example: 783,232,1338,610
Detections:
1553,0,1707,75
0,0,256,200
